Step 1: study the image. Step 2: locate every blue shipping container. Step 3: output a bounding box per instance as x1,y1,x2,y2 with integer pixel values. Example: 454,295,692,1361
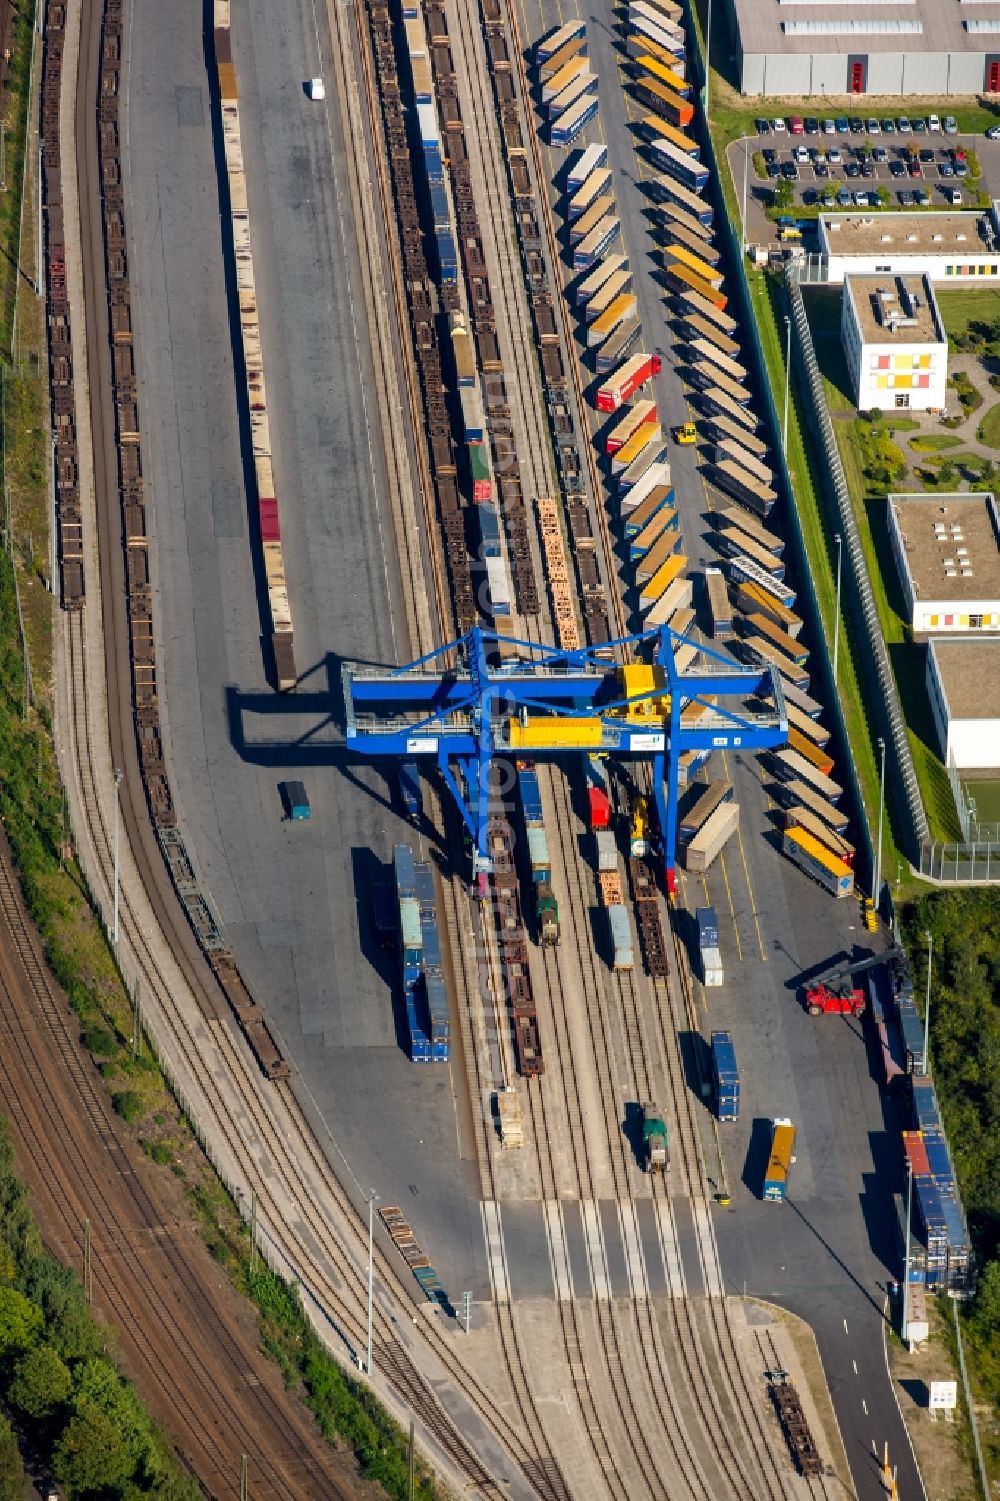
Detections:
424,146,444,186
915,1175,947,1244
399,896,423,969
941,1196,968,1251
430,183,451,233
406,987,431,1061
923,1129,953,1187
436,230,458,283
519,765,544,826
399,761,422,818
527,825,550,883
478,503,501,557
912,1079,940,1132
897,996,926,1072
394,843,416,898
697,907,720,951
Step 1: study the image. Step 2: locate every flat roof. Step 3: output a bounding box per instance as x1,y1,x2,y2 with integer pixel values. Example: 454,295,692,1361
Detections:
732,0,981,57
820,211,993,260
845,274,941,346
889,493,1000,604
929,637,1000,722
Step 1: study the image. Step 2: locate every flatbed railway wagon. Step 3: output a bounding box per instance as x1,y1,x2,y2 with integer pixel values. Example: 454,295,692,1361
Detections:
568,165,612,218
551,93,600,147
705,566,733,638
735,578,802,637
664,262,727,311
772,749,843,805
709,417,767,460
574,252,629,307
711,459,777,519
640,115,698,158
763,1119,796,1202
784,806,854,867
536,18,586,62
782,826,854,898
698,384,759,433
648,173,714,227
679,778,733,843
567,141,608,189
654,195,714,244
716,503,782,554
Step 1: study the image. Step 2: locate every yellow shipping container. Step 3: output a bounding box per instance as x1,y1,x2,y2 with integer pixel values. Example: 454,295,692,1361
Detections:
507,716,604,749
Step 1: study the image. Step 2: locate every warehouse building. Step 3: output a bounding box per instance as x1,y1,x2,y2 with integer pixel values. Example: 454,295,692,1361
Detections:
818,207,1000,285
927,637,1000,770
888,492,1000,633
841,273,947,411
729,0,1000,98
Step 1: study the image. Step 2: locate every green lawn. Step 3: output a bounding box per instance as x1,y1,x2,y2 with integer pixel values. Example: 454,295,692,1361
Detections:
936,288,1000,344
910,434,963,453
977,402,1000,449
961,779,1000,828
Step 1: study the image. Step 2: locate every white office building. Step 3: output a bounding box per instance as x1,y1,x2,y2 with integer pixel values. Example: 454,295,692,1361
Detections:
818,208,1000,286
841,274,946,412
888,492,1000,633
927,637,1000,771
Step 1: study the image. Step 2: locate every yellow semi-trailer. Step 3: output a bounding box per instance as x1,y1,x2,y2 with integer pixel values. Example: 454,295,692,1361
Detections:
634,53,691,99
764,1119,797,1201
606,398,657,455
640,551,687,610
735,579,802,637
588,292,639,349
542,56,587,103
568,166,613,218
784,806,855,867
539,33,586,78
645,573,694,627
782,828,855,898
626,31,687,75
612,418,662,471
587,268,634,319
636,527,683,583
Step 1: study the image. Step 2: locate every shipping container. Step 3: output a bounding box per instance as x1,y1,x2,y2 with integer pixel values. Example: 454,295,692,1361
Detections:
735,579,802,638
486,555,511,617
536,18,587,63
572,214,621,271
470,442,492,502
551,93,600,148
782,827,854,897
587,268,635,319
647,173,714,226
596,352,662,412
653,195,714,245
571,194,617,245
606,400,657,456
450,313,477,386
595,318,643,372
619,461,672,515
595,828,618,871
478,502,501,557
716,504,781,554
634,76,695,128
764,1119,796,1202
589,292,639,349
527,825,551,883
898,1000,927,1076
586,756,611,828
676,312,738,358
399,761,422,818
687,336,746,385
698,385,759,432
416,101,440,148
634,53,691,99
568,166,613,219
711,1030,740,1121
612,417,661,471
664,262,727,310
773,750,842,803
783,806,854,867
507,716,604,750
518,762,544,825
705,567,732,639
574,252,630,307
645,573,694,627
436,228,458,283
649,138,708,192
608,903,634,970
460,385,485,443
548,69,598,121
679,779,733,843
713,463,778,520
567,141,609,189
911,1076,940,1129
685,801,739,871
697,905,719,950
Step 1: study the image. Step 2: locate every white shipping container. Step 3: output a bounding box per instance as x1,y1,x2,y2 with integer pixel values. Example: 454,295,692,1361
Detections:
486,556,511,616
704,966,724,988
416,101,440,147
619,461,671,515
596,829,618,872
685,802,739,873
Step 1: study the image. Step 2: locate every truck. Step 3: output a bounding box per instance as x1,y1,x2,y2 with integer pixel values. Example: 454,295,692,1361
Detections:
763,1118,796,1202
685,801,739,873
630,796,651,856
642,1103,668,1171
283,780,311,820
710,1031,739,1121
782,827,854,898
399,761,422,818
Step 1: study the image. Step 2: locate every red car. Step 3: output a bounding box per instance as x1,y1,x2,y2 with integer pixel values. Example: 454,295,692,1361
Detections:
789,115,805,135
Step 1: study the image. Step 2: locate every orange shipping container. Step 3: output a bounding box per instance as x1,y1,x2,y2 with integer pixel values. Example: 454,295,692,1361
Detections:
217,61,238,99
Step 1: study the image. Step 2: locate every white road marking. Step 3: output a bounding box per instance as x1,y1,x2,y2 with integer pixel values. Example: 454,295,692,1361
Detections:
853,1359,858,1375
654,1198,687,1296
862,1400,869,1416
617,1200,648,1301
481,1200,511,1304
581,1199,611,1301
543,1200,575,1303
844,1319,849,1334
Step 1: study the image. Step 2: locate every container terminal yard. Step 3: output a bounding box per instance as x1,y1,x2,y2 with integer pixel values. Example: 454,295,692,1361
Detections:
27,0,965,1492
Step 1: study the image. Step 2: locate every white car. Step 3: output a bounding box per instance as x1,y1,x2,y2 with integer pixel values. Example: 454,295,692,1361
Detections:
927,114,942,133
828,147,842,164
307,77,325,100
987,124,1000,141
772,117,787,133
822,118,836,135
944,115,958,134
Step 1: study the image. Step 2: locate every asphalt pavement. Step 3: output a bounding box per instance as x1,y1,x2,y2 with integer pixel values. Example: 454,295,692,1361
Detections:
122,0,490,1296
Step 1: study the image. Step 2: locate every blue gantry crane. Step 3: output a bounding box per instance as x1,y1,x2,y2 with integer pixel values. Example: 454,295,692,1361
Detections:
343,625,788,896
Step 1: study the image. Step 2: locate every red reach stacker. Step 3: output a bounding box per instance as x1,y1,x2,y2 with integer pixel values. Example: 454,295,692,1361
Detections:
802,945,905,1017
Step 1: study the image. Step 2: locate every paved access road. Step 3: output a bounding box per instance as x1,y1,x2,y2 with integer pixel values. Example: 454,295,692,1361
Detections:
122,0,489,1292
513,1,924,1496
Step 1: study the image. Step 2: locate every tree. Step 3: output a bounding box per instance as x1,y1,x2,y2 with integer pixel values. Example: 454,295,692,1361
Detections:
971,1258,1000,1340
771,177,793,211
0,1286,43,1361
0,1415,24,1501
53,1403,137,1494
70,1358,153,1470
9,1343,71,1420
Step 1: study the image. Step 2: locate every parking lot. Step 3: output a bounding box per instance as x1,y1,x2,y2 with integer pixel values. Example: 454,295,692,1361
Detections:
735,112,1000,222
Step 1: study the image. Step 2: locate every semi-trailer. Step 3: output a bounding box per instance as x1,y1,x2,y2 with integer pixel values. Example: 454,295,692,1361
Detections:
697,904,723,986
612,418,661,470
618,442,668,496
575,252,629,307
764,1119,796,1202
547,70,598,121
639,116,697,160
653,195,714,244
628,12,685,60
751,611,808,665
787,727,833,775
647,173,714,226
587,268,635,320
675,285,737,333
568,166,613,218
567,140,608,188
618,460,672,514
630,503,679,560
717,527,785,578
772,777,849,833
784,700,829,746
689,365,750,406
399,761,422,818
685,801,739,872
705,567,733,638
706,420,768,463
772,750,842,803
676,314,737,362
571,194,617,245
640,550,687,608
624,482,674,537
634,53,691,98
536,19,587,62
716,504,782,554
712,460,777,518
572,215,621,270
595,317,642,372
596,351,662,411
714,441,773,493
737,632,809,691
784,806,854,867
539,34,586,79
735,579,802,637
636,528,683,585
658,222,720,271
551,93,600,147
711,1031,739,1121
782,827,854,897
664,262,727,310
589,292,640,348
645,573,694,627
679,780,734,843
634,76,695,128
606,400,657,455
698,385,759,431
666,252,724,295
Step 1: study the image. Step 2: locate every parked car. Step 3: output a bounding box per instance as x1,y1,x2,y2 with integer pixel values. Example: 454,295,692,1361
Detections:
939,161,955,177
920,148,934,162
782,160,799,179
853,191,870,207
790,115,804,134
802,188,819,206
927,114,941,132
987,124,1000,141
881,118,896,134
794,145,811,163
861,161,875,178
889,159,904,177
873,146,888,163
828,146,842,164
897,189,913,206
849,116,864,133
955,161,968,177
845,162,860,178
836,116,849,133
908,160,922,178
804,116,819,135
756,117,770,135
815,162,830,178
912,117,927,134
946,187,964,204
898,116,912,133
944,115,958,134
953,147,967,163
866,117,881,134
915,187,930,204
766,162,781,179
773,117,787,133
822,118,836,135
837,187,852,206
763,147,777,163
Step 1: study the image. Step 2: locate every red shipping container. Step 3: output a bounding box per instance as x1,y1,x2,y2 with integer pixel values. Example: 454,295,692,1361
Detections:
589,786,611,829
259,497,280,543
903,1131,930,1178
473,479,493,503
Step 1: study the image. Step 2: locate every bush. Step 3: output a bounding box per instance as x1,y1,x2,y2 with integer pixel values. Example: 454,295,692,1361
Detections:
111,1090,143,1123
752,149,765,179
81,1025,117,1057
141,1139,173,1166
